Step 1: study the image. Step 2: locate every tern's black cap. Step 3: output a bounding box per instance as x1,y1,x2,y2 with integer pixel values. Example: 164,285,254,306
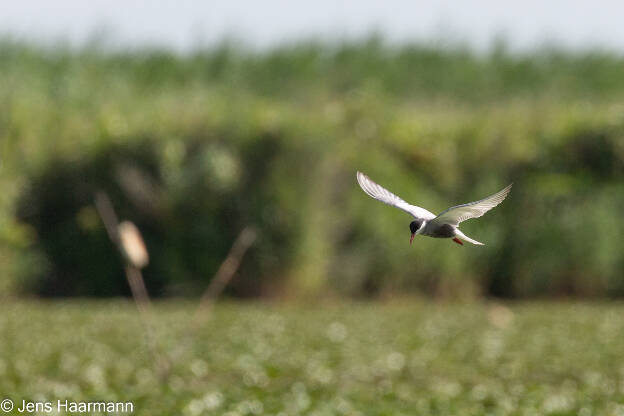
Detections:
409,220,422,234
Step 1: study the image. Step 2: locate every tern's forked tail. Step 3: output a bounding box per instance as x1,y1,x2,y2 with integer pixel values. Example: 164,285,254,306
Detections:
454,230,484,246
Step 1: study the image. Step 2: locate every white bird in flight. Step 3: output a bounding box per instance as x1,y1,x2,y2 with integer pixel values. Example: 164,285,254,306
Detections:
356,171,512,246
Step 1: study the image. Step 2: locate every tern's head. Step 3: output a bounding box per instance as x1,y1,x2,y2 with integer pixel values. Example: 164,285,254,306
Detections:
409,219,424,244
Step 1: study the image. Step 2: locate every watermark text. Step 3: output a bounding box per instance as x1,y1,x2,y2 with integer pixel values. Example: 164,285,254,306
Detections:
1,399,134,413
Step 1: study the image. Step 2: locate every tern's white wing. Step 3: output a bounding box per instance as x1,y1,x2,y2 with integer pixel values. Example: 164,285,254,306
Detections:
429,183,512,227
356,172,436,220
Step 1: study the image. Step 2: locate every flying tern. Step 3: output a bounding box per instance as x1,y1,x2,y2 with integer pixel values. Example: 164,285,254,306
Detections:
356,171,512,246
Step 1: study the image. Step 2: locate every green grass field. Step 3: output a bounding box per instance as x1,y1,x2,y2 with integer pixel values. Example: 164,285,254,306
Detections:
1,300,622,415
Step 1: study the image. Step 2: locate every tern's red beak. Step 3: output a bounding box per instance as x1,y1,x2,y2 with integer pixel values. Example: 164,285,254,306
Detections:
410,233,415,245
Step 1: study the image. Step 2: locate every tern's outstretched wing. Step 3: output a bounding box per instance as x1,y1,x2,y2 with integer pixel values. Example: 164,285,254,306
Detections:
356,171,436,220
429,183,512,227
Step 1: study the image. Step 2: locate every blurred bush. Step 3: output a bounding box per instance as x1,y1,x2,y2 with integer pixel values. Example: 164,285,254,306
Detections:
0,37,623,298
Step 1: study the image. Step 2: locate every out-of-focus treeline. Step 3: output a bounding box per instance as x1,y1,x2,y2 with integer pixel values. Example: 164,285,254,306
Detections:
0,37,623,299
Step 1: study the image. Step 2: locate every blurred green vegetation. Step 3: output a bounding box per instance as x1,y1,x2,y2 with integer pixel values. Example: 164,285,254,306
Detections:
2,300,624,414
0,37,623,298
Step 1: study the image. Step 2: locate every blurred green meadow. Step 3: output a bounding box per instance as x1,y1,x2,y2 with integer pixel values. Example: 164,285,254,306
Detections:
1,37,623,299
1,37,624,415
2,300,624,415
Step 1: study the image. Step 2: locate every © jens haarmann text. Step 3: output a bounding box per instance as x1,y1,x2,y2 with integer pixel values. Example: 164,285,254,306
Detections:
10,399,134,413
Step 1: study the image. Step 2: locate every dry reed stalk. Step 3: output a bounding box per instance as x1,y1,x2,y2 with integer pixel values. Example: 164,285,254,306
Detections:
94,191,169,378
194,226,257,322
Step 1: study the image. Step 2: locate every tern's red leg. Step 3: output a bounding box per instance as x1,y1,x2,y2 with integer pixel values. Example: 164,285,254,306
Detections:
452,237,463,245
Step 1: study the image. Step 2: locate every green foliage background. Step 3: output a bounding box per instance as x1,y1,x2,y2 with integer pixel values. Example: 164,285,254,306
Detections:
1,38,623,298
